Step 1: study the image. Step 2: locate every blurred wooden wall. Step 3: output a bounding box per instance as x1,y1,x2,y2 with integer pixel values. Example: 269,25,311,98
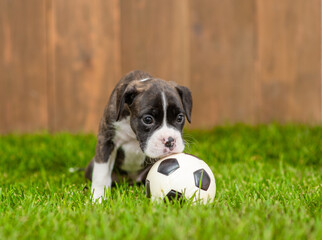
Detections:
0,0,321,133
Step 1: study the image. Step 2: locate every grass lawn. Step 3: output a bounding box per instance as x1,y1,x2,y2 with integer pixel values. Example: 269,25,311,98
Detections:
0,124,321,240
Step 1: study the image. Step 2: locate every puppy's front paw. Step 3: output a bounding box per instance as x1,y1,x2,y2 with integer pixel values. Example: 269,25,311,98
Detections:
91,185,109,203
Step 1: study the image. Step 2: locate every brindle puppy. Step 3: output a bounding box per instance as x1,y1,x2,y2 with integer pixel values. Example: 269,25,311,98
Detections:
85,70,192,202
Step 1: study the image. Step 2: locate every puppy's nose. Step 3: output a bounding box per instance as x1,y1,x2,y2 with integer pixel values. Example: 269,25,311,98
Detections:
165,137,175,150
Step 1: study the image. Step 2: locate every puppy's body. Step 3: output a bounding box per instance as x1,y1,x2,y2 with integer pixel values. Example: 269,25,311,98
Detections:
85,70,192,201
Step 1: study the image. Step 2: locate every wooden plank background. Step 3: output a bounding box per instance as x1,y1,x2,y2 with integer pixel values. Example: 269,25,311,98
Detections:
0,0,321,133
0,0,48,132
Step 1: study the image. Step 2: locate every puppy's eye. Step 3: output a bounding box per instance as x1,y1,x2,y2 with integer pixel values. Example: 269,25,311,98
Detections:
142,115,154,125
177,114,184,123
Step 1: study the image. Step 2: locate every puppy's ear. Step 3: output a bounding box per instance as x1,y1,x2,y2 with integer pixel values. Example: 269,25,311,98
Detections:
176,85,193,123
116,86,138,121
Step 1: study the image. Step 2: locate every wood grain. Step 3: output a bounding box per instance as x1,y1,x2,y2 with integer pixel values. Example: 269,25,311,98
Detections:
0,0,48,133
120,0,190,86
50,0,121,133
189,0,257,127
255,0,321,123
0,0,321,133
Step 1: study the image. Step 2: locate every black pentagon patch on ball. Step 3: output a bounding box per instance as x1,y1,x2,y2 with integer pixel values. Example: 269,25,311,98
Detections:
193,169,211,191
157,158,180,176
165,189,183,202
145,180,151,198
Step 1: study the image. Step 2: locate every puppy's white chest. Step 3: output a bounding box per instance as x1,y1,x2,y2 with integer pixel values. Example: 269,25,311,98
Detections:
114,117,145,172
121,142,145,172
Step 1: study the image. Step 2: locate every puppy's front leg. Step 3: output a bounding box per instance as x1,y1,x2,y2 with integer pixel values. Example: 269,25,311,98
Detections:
91,135,115,202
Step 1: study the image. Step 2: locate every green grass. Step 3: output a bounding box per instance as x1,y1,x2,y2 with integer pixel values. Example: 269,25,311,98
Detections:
0,124,321,240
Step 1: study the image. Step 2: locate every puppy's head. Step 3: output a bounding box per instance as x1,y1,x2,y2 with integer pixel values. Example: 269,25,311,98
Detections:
116,78,192,158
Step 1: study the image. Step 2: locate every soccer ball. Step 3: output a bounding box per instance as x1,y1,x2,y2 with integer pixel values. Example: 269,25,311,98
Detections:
145,153,216,204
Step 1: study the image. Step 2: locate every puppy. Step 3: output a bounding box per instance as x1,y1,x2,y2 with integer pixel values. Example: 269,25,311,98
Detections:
85,70,192,202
